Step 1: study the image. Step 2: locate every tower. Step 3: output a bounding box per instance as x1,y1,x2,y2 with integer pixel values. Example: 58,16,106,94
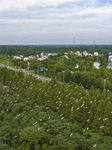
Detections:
73,37,75,45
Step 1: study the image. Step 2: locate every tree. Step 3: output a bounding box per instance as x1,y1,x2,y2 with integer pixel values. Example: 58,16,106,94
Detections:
102,101,112,135
81,74,89,88
95,78,103,90
6,46,16,56
98,56,107,68
65,69,70,83
59,49,64,55
92,100,106,133
88,101,97,129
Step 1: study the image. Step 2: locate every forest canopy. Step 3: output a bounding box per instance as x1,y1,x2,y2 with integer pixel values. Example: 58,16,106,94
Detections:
0,66,112,149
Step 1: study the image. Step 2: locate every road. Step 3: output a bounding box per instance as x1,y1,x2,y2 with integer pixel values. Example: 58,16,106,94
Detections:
0,64,51,82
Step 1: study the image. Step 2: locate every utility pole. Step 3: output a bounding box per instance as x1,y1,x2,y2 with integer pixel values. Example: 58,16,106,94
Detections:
93,41,95,47
104,79,106,90
44,67,45,77
63,71,65,82
37,66,39,77
73,37,75,45
104,78,107,90
7,59,9,68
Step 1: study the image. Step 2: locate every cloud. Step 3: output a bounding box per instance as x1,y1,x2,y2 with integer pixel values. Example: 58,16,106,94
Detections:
0,0,112,44
0,0,83,12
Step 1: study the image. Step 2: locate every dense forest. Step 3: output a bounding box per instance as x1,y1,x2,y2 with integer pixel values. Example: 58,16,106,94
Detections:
0,45,112,57
0,66,112,149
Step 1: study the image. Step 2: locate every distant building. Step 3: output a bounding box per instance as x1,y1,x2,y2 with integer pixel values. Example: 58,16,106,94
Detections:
23,55,36,61
75,51,80,54
20,55,23,58
52,53,57,56
108,55,112,62
83,51,88,56
83,51,86,54
13,55,23,60
48,53,57,56
48,53,52,56
41,52,44,57
23,57,29,61
42,56,48,60
75,51,82,56
64,52,68,55
37,55,48,61
62,55,69,59
78,53,82,56
107,62,112,69
94,52,99,56
65,55,68,59
28,55,36,60
36,54,39,58
37,58,42,61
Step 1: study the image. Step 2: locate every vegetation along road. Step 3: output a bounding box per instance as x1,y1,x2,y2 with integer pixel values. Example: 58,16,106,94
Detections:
0,64,51,82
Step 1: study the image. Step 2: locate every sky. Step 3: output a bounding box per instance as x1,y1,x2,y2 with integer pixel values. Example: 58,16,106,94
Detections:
0,0,112,45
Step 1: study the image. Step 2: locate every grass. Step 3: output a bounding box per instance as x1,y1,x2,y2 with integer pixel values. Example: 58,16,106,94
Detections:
0,59,15,68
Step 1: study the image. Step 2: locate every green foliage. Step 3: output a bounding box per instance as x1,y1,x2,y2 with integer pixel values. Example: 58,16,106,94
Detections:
0,45,112,93
1,63,112,149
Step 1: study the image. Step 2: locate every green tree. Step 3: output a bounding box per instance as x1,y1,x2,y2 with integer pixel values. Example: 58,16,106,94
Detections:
59,49,64,55
102,101,112,135
92,100,106,133
65,69,70,83
6,46,16,56
98,56,107,68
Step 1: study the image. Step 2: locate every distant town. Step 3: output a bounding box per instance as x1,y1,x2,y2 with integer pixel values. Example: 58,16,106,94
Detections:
13,50,112,69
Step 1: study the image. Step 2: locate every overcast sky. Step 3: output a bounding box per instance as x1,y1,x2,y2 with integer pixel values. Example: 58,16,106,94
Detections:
0,0,112,45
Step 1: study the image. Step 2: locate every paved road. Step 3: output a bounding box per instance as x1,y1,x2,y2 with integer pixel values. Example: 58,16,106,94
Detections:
0,64,51,82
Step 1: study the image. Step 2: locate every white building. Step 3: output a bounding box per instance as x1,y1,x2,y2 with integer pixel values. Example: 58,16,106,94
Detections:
28,55,36,60
94,52,99,56
37,56,48,61
75,51,82,56
23,55,36,61
36,54,39,58
83,51,88,56
38,58,43,61
65,55,68,59
23,57,29,61
41,52,44,57
48,53,57,56
52,53,57,56
62,55,69,59
109,52,111,55
107,62,112,69
108,55,112,62
13,55,23,60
